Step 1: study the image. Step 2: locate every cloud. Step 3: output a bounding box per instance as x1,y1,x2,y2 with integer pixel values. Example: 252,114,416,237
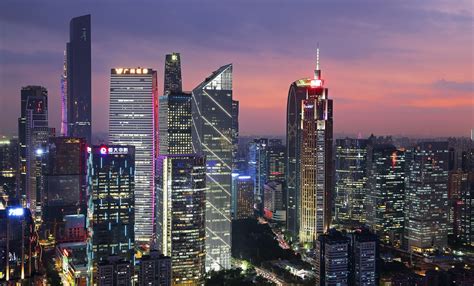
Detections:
432,79,474,92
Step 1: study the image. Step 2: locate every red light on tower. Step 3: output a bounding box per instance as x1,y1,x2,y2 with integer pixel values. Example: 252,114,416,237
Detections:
100,145,108,155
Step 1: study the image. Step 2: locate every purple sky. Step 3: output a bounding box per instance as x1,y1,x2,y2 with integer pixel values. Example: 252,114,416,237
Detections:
0,0,472,138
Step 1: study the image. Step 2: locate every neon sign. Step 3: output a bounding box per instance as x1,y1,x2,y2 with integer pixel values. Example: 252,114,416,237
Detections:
115,68,149,75
99,145,129,155
8,208,24,217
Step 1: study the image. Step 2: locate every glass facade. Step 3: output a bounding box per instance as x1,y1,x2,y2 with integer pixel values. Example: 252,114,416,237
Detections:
192,64,233,270
163,52,182,95
248,138,268,203
109,68,158,245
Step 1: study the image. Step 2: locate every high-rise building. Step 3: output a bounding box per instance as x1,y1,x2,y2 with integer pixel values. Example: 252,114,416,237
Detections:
315,229,350,286
248,138,269,203
335,138,368,223
164,52,182,95
158,92,193,156
66,15,91,143
299,49,333,245
192,64,233,270
97,256,133,286
43,137,87,240
88,145,135,267
109,67,158,245
155,155,206,285
231,100,239,171
235,175,254,220
349,228,378,286
263,181,286,223
405,142,449,253
0,137,18,190
138,250,172,286
366,144,405,245
267,139,285,183
457,172,473,246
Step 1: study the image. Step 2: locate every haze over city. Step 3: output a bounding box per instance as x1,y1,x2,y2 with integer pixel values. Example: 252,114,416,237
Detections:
1,0,472,137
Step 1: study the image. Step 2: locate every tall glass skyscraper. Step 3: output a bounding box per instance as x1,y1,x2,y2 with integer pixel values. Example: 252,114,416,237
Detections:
192,64,233,270
109,67,158,245
405,142,449,253
299,49,333,245
66,15,91,143
164,52,182,95
155,155,206,285
335,138,368,223
87,145,135,276
248,138,269,203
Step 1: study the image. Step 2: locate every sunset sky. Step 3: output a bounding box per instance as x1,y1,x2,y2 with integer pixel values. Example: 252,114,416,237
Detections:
0,0,472,138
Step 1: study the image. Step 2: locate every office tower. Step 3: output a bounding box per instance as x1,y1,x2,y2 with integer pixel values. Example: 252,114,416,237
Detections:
56,241,89,285
0,137,18,191
248,138,269,203
88,145,135,266
109,67,158,245
138,250,172,286
43,137,87,239
315,229,350,286
405,142,449,253
267,139,285,182
235,175,254,220
263,181,286,222
449,170,469,237
366,144,405,245
60,51,68,136
457,172,473,246
335,138,369,223
66,15,91,143
349,228,378,286
155,155,206,285
299,49,333,245
158,92,193,155
192,64,233,270
97,256,133,286
0,207,39,282
164,52,182,95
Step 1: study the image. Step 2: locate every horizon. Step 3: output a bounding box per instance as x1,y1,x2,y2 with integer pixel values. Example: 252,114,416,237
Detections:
0,0,472,138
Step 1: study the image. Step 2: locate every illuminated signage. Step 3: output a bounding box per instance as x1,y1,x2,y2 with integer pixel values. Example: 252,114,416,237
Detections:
98,145,129,155
114,68,149,75
310,79,322,87
305,104,314,109
8,208,24,217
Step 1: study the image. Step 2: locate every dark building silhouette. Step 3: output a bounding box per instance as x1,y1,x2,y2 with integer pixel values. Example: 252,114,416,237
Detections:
164,52,182,95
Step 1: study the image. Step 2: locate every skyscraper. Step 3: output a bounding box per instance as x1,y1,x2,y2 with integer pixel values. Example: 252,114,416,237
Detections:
315,229,350,286
158,92,193,156
138,250,172,286
66,15,91,143
235,175,254,220
109,67,158,245
192,64,233,270
334,138,368,223
231,100,239,171
263,181,286,223
267,139,286,183
405,142,449,253
88,145,135,267
155,155,206,285
248,138,269,203
299,49,333,245
163,52,182,95
366,144,405,245
349,228,378,286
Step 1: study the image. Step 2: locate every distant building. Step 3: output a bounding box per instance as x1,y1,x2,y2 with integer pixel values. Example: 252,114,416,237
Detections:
366,144,405,245
267,139,285,183
164,52,182,95
231,100,239,172
192,64,233,270
248,138,269,204
155,154,206,285
0,137,18,190
66,15,92,143
315,229,350,286
405,142,449,253
263,181,286,223
335,138,368,223
109,67,158,245
97,256,133,286
235,176,254,220
349,228,378,286
138,250,171,286
88,145,135,267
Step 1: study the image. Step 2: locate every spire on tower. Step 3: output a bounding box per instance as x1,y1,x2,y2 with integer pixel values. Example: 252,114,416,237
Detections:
316,44,320,71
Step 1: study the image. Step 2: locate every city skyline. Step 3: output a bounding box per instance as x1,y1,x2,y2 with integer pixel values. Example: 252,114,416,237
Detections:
1,1,472,139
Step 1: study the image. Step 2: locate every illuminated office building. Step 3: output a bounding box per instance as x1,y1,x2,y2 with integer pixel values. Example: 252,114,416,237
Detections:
299,49,333,245
349,228,378,286
88,145,135,267
158,92,193,156
138,250,171,286
263,181,285,222
248,138,269,203
315,229,350,286
235,175,254,220
164,52,182,95
334,138,368,223
231,100,239,171
366,144,405,245
109,67,158,245
97,256,133,286
156,155,206,285
405,142,449,253
192,64,233,270
0,137,18,190
267,139,285,183
66,15,92,143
